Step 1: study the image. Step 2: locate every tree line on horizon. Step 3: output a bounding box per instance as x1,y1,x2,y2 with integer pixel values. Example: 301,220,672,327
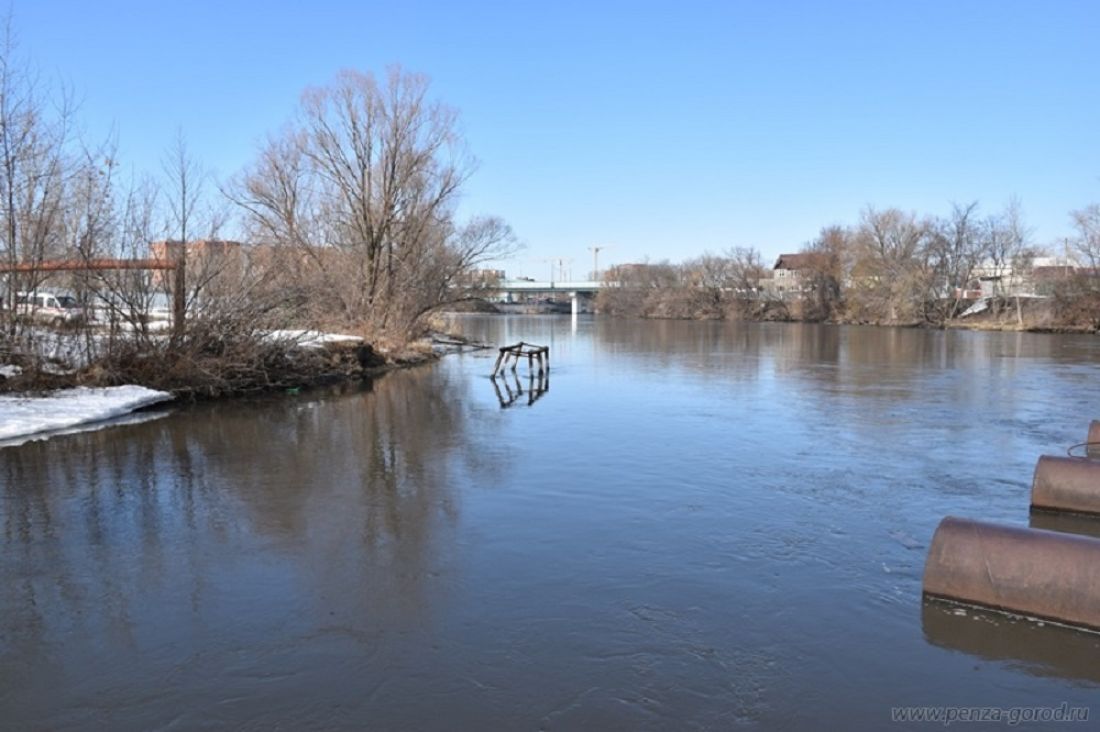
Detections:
600,198,1100,329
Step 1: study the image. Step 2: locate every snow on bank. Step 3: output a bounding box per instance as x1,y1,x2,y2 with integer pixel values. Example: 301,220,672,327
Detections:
264,329,364,349
0,386,173,444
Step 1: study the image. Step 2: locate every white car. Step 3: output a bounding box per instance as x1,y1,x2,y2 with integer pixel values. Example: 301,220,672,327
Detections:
14,292,89,325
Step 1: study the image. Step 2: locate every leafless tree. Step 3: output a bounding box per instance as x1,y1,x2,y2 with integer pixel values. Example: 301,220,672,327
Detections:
980,197,1035,322
682,251,736,313
799,227,849,320
850,207,934,323
88,174,167,344
161,132,202,340
233,67,516,342
1051,200,1100,327
725,246,768,298
1071,202,1100,271
985,198,1032,290
927,201,987,319
0,18,77,337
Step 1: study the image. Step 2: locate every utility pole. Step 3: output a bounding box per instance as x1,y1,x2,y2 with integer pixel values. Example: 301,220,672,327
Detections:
540,256,575,284
555,257,573,282
588,245,613,280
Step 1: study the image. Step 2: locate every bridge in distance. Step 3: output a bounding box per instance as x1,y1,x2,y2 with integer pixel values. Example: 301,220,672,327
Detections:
489,279,609,316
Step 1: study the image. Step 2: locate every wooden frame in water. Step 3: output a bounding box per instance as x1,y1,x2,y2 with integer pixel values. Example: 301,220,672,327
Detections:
491,342,549,376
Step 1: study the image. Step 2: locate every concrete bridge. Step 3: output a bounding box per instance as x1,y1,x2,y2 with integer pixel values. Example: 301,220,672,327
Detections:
490,279,608,316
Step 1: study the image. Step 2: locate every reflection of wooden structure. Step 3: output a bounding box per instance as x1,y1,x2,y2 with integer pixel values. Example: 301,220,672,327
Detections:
491,341,549,376
491,369,549,408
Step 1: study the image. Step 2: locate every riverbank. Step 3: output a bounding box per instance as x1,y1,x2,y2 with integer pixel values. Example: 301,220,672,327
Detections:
0,331,490,446
0,328,485,402
593,292,1099,335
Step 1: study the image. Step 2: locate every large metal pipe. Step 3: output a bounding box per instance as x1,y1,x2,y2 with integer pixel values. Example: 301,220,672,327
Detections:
1030,455,1100,515
922,516,1100,631
1088,420,1100,457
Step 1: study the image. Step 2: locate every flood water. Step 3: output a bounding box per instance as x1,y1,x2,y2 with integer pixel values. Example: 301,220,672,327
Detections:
3,316,1100,730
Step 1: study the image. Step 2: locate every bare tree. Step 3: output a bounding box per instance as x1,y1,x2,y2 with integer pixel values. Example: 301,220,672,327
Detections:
799,227,849,320
597,260,680,317
927,201,988,320
985,197,1031,292
161,132,202,341
980,197,1035,323
0,18,77,338
88,174,167,344
724,246,767,298
682,251,736,313
850,207,934,323
1051,200,1100,327
1071,202,1100,271
233,67,516,342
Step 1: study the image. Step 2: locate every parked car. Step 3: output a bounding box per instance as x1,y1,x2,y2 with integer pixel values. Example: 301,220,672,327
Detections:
14,291,89,326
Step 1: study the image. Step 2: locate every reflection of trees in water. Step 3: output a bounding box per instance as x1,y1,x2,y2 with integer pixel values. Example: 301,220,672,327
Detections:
584,318,1073,403
592,318,839,382
0,425,192,688
0,365,503,699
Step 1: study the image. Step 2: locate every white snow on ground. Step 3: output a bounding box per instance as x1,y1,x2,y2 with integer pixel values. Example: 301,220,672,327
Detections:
0,365,21,378
0,385,173,444
264,329,364,349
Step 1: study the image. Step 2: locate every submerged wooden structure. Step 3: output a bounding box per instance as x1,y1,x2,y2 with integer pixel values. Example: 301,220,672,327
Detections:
491,341,549,376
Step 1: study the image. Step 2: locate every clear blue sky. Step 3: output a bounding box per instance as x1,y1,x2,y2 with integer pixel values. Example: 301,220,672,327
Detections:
17,0,1100,275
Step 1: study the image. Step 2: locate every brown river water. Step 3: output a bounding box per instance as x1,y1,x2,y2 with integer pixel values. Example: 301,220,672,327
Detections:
3,316,1100,730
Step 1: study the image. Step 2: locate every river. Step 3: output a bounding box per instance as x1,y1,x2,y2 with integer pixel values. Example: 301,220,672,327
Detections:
3,316,1100,730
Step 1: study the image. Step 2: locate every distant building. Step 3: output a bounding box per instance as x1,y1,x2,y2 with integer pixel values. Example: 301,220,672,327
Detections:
970,255,1083,298
148,240,245,287
763,253,814,299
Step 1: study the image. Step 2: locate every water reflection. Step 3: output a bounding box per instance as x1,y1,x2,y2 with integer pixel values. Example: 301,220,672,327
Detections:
5,317,1100,729
922,599,1100,686
0,365,507,728
490,370,550,408
1030,510,1100,541
0,408,173,450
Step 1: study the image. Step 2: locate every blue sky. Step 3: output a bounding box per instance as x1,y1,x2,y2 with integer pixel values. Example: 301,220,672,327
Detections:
16,0,1100,275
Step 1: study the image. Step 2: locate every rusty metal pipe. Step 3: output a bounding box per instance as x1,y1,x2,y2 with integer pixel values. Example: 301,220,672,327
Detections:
1088,421,1100,458
1030,455,1100,515
922,516,1100,631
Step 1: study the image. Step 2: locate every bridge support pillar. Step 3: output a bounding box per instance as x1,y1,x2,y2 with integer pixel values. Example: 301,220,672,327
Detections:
570,292,578,318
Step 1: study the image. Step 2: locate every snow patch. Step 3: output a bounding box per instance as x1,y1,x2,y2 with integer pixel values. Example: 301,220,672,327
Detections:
0,365,21,378
264,329,364,349
0,385,173,444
